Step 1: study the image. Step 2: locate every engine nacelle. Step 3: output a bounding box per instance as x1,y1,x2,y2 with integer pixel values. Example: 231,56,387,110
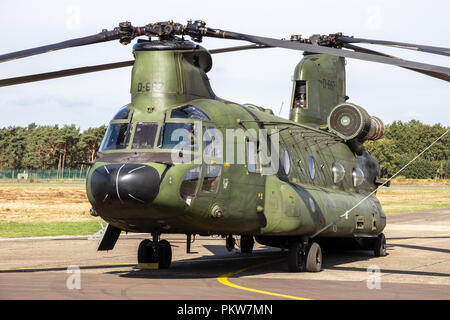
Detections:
327,103,384,141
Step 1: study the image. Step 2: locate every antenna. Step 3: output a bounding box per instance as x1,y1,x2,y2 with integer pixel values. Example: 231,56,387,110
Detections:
278,101,284,115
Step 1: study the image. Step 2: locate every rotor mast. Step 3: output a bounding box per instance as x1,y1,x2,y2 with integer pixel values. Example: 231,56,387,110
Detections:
129,39,216,117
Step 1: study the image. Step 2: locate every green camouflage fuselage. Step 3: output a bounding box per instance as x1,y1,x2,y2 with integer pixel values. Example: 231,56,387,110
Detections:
86,40,386,241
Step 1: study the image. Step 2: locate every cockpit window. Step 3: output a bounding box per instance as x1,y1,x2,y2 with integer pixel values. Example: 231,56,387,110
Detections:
112,106,131,120
132,123,158,149
201,165,222,193
203,126,223,161
158,123,199,151
170,105,210,120
99,123,132,151
180,166,202,205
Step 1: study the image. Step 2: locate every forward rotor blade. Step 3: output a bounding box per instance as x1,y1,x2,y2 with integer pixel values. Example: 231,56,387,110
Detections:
344,43,450,82
204,28,450,80
0,30,120,64
0,60,134,87
340,36,450,57
0,44,271,87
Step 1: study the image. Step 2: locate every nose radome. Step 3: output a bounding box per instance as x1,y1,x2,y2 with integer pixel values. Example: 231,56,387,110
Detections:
90,164,160,206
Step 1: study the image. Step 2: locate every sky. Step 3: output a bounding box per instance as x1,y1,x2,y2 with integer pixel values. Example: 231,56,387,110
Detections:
0,0,449,130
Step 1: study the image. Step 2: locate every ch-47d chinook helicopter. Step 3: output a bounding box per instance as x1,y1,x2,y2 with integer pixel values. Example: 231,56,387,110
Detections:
1,20,449,272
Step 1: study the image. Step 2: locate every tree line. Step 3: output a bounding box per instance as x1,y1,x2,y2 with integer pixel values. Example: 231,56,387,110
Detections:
365,120,448,179
0,120,448,179
0,123,106,172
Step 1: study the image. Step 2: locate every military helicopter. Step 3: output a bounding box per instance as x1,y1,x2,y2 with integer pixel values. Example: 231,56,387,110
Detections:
1,20,449,272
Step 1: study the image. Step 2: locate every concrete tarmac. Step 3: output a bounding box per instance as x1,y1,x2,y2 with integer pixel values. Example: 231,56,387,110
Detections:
1,208,449,300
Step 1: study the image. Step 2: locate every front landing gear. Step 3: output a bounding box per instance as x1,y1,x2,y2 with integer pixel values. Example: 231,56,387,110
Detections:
156,239,172,268
288,240,322,272
138,239,155,263
137,237,172,269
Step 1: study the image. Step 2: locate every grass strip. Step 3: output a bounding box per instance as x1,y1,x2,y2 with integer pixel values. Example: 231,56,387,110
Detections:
0,221,102,238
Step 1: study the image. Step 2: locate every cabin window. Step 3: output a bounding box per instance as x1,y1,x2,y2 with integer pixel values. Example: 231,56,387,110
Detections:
180,166,202,205
99,123,132,151
332,162,345,183
246,138,259,173
171,105,210,120
158,123,199,151
308,156,316,180
352,168,365,187
112,106,131,120
132,123,158,149
201,165,222,193
283,150,291,175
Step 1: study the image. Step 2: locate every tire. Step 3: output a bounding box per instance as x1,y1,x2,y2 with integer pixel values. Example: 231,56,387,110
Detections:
156,239,172,269
138,239,155,263
226,236,235,252
288,241,305,272
305,242,322,272
240,235,254,254
374,233,387,257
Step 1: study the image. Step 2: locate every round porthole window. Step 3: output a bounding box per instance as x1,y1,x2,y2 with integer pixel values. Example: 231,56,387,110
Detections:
332,162,345,184
309,156,315,180
352,168,365,187
283,150,291,175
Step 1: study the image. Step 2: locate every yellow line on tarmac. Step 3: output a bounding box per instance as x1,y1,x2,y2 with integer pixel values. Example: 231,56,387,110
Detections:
217,259,311,300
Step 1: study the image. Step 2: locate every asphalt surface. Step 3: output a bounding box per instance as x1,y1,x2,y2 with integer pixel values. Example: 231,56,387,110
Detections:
1,208,449,300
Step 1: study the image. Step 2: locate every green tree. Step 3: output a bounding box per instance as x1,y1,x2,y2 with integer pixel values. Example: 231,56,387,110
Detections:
78,125,107,162
365,138,402,177
0,126,27,169
366,120,448,178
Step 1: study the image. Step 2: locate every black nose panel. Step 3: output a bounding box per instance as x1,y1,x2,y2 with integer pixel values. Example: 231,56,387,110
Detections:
91,164,160,206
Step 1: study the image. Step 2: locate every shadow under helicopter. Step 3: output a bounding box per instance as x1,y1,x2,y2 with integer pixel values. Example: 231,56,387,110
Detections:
1,239,447,279
106,244,450,280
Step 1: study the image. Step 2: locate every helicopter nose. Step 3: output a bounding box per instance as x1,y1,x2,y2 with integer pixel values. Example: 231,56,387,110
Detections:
90,163,160,206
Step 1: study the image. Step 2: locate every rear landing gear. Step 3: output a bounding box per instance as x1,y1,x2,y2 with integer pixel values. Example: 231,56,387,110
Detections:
374,233,387,257
305,242,322,272
288,241,305,272
288,240,322,272
240,235,254,253
226,235,236,252
137,237,172,268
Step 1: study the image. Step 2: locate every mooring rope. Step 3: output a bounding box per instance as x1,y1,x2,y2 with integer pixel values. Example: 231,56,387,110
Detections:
311,128,449,238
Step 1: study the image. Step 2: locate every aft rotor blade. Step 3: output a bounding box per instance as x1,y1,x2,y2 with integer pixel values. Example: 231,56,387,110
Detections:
0,60,134,87
209,44,269,54
0,30,121,64
204,28,450,79
0,44,271,87
340,36,450,57
344,43,450,82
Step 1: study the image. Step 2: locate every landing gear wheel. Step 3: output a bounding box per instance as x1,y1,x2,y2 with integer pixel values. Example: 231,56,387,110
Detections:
156,239,172,269
226,235,236,252
137,239,156,263
374,233,387,257
305,242,322,272
240,235,254,254
288,241,306,272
